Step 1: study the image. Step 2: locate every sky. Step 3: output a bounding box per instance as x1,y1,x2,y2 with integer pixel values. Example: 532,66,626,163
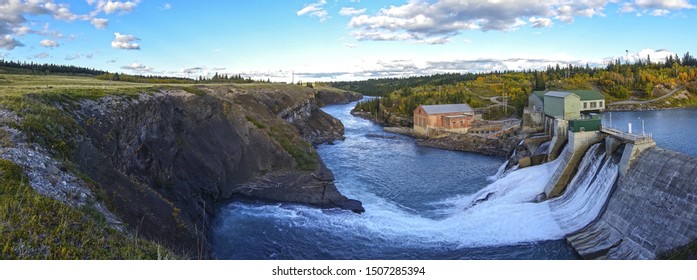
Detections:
1,0,697,82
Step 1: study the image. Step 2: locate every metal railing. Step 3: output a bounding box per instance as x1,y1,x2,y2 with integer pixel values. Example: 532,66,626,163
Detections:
600,126,654,142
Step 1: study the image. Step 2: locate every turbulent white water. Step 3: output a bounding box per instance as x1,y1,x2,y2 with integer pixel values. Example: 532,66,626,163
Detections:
217,144,617,250
212,101,620,259
549,144,619,233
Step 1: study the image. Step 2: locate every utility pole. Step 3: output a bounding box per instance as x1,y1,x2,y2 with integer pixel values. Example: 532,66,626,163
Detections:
292,71,295,84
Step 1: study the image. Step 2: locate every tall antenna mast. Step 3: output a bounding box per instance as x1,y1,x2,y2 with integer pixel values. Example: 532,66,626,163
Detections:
626,50,629,64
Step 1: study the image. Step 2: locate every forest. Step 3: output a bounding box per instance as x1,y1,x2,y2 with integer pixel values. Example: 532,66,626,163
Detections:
341,52,697,122
0,60,266,85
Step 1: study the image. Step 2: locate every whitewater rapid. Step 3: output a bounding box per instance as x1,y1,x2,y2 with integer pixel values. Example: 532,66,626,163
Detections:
212,100,619,259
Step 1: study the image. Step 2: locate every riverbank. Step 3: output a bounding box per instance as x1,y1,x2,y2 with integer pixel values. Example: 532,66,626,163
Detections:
353,109,524,157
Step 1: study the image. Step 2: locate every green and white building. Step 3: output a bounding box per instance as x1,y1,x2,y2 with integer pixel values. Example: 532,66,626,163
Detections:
528,90,606,120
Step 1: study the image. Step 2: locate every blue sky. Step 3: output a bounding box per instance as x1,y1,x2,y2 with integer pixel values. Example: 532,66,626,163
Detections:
1,0,696,82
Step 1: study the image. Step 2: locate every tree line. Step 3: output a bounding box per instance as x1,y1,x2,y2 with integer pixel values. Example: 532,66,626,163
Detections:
340,52,697,122
1,59,270,84
0,60,106,76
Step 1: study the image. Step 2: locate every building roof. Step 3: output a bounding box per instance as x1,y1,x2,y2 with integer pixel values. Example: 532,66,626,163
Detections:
531,91,546,100
545,91,579,99
419,104,474,115
535,90,604,101
567,90,605,101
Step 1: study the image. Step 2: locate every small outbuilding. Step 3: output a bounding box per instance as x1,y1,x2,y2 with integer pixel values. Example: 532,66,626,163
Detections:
413,104,477,136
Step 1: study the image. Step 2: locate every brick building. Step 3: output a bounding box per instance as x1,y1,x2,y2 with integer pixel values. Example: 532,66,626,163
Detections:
413,104,478,136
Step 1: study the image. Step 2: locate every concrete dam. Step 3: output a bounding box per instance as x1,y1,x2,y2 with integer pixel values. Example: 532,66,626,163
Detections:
566,147,697,259
529,119,697,259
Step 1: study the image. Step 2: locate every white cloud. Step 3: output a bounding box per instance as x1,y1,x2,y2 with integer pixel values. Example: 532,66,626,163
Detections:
344,43,358,48
90,18,109,29
13,25,31,36
621,0,695,14
339,7,366,16
611,48,677,64
33,52,50,59
98,0,140,15
287,53,607,82
297,0,329,22
351,30,416,41
0,35,24,50
106,59,117,63
111,32,140,50
160,3,172,10
415,37,452,45
40,39,59,48
635,0,695,9
529,17,553,28
650,8,671,15
122,62,153,72
0,0,139,50
86,53,94,59
183,67,204,74
347,0,620,43
65,53,81,60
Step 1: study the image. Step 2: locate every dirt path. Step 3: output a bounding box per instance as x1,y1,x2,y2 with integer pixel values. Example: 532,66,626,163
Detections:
465,87,515,108
609,86,685,105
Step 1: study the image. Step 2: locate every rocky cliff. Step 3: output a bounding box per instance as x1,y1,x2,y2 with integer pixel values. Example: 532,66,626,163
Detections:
314,87,362,107
3,84,363,259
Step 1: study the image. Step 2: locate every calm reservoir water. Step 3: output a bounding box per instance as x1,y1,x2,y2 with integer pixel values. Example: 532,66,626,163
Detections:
602,108,697,157
210,102,697,260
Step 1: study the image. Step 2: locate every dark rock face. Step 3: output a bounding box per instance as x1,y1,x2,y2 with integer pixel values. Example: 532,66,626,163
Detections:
67,89,363,258
314,89,362,107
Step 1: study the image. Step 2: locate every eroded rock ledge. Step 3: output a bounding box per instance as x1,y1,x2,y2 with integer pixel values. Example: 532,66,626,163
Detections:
59,86,363,258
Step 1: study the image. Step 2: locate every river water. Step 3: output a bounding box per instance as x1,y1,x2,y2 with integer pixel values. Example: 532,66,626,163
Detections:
210,103,697,260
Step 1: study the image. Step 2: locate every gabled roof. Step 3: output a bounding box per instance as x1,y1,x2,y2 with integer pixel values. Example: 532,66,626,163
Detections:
530,91,546,100
419,104,473,115
567,90,605,101
534,90,605,101
545,91,579,99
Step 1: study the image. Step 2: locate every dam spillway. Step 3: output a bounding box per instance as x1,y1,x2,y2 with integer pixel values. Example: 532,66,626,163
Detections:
567,147,697,259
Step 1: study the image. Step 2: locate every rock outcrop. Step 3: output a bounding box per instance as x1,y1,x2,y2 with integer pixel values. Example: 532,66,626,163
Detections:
314,88,362,107
55,85,363,258
416,132,524,157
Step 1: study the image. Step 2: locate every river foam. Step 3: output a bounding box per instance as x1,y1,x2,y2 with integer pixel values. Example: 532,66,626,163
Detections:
211,99,618,259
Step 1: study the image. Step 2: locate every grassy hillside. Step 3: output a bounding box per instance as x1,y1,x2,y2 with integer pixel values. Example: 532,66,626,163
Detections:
0,74,187,259
0,159,175,259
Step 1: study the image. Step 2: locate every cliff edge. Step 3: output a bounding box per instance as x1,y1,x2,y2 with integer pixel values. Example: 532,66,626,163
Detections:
0,84,363,259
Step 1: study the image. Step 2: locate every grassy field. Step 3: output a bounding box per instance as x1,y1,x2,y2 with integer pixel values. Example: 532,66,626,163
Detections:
0,74,149,95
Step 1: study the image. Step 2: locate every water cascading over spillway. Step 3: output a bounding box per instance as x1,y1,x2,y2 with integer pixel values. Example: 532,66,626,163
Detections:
211,100,621,259
548,143,620,233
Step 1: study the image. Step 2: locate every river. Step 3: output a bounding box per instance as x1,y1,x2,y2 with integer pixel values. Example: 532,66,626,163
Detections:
210,102,697,260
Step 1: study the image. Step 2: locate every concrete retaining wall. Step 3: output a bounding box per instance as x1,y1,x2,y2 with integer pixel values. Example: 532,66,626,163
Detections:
544,131,604,198
567,148,697,259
